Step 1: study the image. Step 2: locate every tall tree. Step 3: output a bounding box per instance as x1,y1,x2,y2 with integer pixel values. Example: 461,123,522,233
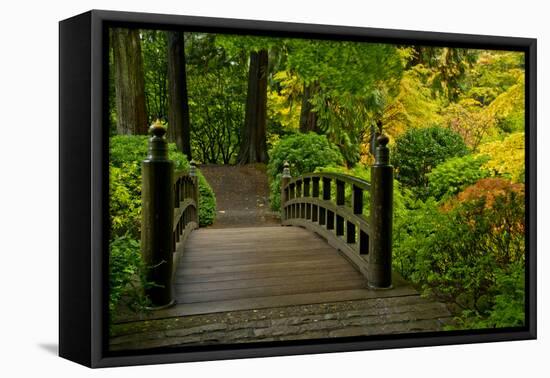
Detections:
239,49,269,164
141,30,169,122
111,28,148,135
166,31,192,159
287,39,404,164
299,80,320,133
408,47,477,102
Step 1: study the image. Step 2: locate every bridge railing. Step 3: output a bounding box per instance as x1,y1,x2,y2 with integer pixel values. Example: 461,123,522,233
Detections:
281,134,393,289
140,121,199,308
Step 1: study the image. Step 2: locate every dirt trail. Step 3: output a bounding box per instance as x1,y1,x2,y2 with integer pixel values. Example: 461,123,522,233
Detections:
199,164,280,228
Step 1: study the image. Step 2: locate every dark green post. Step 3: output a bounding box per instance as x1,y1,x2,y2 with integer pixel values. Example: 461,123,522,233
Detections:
369,133,393,288
281,161,291,221
141,120,175,308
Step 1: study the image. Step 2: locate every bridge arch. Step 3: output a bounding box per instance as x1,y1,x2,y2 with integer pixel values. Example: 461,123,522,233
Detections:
139,123,394,308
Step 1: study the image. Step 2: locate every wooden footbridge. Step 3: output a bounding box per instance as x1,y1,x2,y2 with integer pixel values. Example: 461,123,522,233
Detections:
111,124,451,349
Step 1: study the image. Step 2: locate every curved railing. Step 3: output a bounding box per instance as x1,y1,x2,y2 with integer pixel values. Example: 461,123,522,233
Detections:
172,170,199,255
280,134,393,289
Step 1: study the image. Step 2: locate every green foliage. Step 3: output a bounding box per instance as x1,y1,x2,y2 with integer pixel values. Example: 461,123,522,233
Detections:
110,135,190,171
109,30,528,331
422,48,478,102
186,33,248,163
486,77,525,135
110,135,216,227
477,132,525,182
287,40,404,98
383,65,444,138
108,135,216,317
197,173,216,226
109,235,152,317
267,70,302,133
391,126,469,196
317,165,412,227
450,262,525,329
463,51,524,106
215,34,277,56
140,30,169,122
427,155,490,200
110,164,142,239
286,39,406,165
267,133,344,210
443,98,497,150
394,179,525,329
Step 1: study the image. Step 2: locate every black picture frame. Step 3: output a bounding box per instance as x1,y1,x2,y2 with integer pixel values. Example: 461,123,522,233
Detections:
59,9,537,368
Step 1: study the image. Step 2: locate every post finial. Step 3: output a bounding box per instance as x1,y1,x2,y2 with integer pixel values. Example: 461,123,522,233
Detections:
282,160,291,178
149,119,166,138
375,133,390,166
377,133,389,147
189,159,197,177
146,120,169,160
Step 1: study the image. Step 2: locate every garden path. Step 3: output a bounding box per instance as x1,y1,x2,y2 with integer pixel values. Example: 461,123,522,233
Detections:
199,164,280,228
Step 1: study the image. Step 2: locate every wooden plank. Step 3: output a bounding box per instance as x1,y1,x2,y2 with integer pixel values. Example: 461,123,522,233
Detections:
180,247,338,263
182,241,333,256
187,228,307,238
175,264,358,284
175,271,366,293
176,258,350,276
187,231,310,238
185,236,325,247
175,277,367,303
191,226,296,233
179,249,342,267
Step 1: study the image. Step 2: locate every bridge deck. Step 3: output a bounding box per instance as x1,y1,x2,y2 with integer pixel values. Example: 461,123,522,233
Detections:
112,226,452,347
172,226,419,315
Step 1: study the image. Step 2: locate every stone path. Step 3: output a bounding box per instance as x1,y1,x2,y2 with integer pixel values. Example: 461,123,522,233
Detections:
110,295,453,351
199,164,280,228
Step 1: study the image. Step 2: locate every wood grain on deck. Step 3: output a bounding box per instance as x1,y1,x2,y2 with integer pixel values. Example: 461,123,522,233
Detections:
115,226,420,323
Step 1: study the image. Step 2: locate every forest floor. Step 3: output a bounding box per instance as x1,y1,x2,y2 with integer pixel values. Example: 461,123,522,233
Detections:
199,164,280,228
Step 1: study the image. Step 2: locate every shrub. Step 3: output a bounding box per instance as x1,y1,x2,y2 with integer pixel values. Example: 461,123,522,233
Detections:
451,261,525,329
109,235,152,318
477,132,525,183
391,126,469,196
393,178,525,329
267,132,344,211
110,164,142,239
453,177,524,211
109,135,216,227
197,173,216,226
110,135,191,171
427,154,490,201
108,135,217,318
317,165,412,226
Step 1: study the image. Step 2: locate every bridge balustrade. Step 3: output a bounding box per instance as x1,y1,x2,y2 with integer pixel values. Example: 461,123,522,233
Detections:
280,134,393,289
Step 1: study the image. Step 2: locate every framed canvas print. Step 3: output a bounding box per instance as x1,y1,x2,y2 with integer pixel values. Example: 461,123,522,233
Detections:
59,10,536,368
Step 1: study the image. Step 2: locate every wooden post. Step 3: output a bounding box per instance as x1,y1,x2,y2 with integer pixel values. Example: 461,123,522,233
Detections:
190,159,199,224
369,133,393,288
311,177,320,222
141,120,175,308
281,161,291,221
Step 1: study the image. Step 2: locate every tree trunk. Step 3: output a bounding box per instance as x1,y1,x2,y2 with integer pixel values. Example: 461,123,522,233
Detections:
239,49,268,164
112,28,148,135
166,31,192,160
299,81,320,133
